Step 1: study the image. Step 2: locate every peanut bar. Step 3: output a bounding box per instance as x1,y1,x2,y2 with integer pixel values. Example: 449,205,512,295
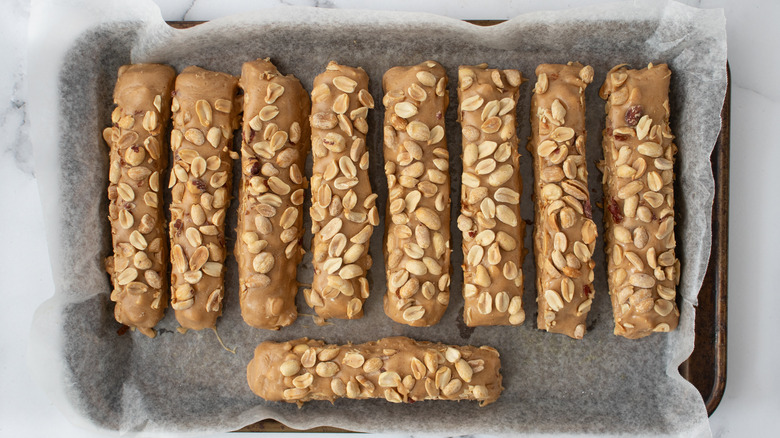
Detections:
247,336,502,406
382,61,451,326
457,64,526,326
305,61,377,321
599,63,680,339
236,59,311,329
168,66,240,330
530,62,598,339
104,63,175,338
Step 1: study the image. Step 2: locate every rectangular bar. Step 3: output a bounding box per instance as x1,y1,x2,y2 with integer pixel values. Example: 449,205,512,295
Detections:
529,62,598,339
382,61,451,326
104,63,175,338
247,336,502,406
457,64,526,326
305,61,377,321
599,63,680,339
236,59,311,329
168,66,240,330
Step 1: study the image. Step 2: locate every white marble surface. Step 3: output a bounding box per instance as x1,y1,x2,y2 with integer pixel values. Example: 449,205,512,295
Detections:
2,0,778,437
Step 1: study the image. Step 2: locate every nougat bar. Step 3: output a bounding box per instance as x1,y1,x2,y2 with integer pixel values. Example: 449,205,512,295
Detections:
457,64,526,326
247,336,502,406
382,61,451,327
530,62,598,339
599,63,680,339
104,64,175,338
305,61,377,320
168,66,240,330
236,59,310,329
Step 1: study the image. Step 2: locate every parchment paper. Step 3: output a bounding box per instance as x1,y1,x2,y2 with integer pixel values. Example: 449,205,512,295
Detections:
27,0,726,435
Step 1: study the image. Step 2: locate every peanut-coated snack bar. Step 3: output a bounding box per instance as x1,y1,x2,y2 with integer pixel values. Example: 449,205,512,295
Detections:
382,61,451,327
457,64,526,327
304,61,377,321
236,59,311,329
599,63,680,339
529,62,598,339
168,66,240,330
247,336,502,406
104,63,175,338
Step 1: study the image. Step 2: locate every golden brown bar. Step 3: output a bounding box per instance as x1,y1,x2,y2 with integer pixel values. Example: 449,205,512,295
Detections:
305,61,377,321
247,336,502,406
599,63,680,339
529,62,598,339
236,59,311,330
104,64,175,338
457,64,526,326
382,61,451,327
168,66,240,330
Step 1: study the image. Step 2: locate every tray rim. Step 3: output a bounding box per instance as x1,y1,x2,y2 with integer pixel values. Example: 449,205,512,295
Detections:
159,18,729,433
676,64,729,416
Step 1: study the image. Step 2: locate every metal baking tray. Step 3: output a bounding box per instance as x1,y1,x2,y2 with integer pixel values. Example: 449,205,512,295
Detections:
165,18,729,434
676,65,729,417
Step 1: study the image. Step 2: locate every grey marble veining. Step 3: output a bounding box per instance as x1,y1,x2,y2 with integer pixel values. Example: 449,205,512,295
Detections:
177,0,338,21
0,0,32,176
180,0,197,20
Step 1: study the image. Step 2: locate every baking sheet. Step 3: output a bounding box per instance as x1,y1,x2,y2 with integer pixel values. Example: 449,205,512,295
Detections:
26,0,727,435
